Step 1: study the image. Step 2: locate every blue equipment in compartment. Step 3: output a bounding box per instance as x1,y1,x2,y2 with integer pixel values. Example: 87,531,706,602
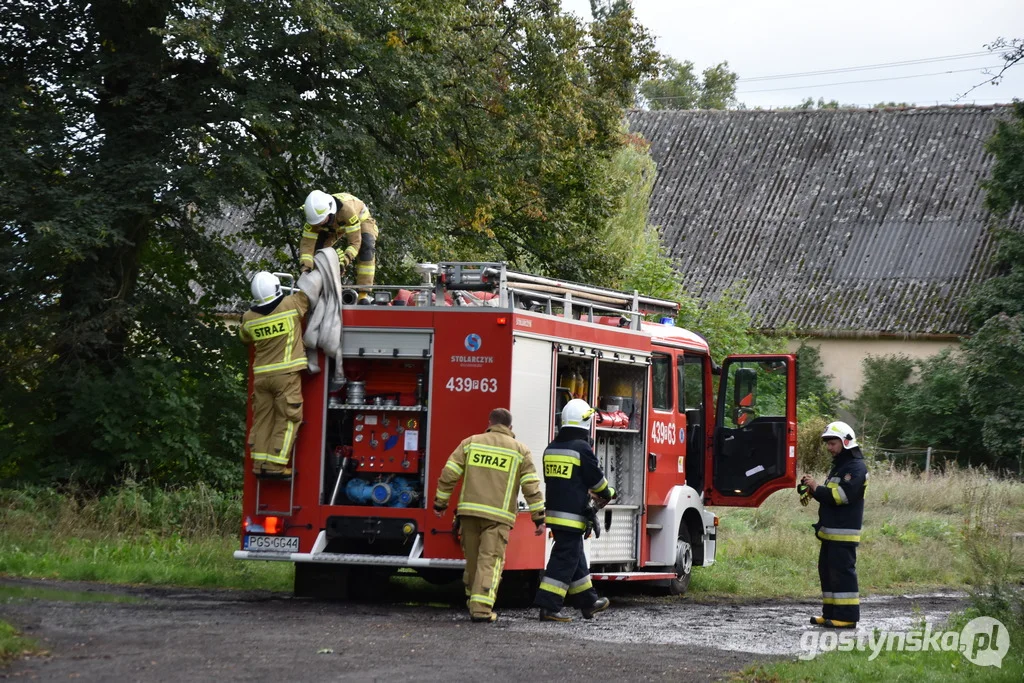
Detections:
345,476,418,507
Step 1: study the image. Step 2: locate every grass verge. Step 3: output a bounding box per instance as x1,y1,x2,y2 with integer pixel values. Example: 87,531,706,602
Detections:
0,483,291,592
736,588,1024,682
0,468,1020,600
0,620,41,665
697,466,1023,598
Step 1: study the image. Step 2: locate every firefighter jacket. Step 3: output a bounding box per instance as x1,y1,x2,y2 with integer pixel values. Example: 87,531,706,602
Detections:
433,424,545,527
239,292,311,377
299,192,376,270
542,426,615,533
812,447,868,544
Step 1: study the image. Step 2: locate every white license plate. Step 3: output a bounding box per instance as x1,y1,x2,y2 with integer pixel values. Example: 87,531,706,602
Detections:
244,535,299,553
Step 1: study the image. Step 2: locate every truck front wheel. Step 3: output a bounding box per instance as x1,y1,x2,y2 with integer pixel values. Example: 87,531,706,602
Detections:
666,525,693,596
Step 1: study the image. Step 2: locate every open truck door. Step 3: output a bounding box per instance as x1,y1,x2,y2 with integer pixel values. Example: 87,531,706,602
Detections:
706,355,797,507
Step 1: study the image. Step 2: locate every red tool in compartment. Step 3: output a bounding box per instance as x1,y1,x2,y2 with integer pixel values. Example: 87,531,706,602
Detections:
350,410,421,473
596,409,631,429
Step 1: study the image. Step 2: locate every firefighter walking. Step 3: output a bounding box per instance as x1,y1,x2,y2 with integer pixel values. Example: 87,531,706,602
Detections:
802,421,869,629
300,190,379,303
433,408,546,623
239,272,310,478
534,399,615,622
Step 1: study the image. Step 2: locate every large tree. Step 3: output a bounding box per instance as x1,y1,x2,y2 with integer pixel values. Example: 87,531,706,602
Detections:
0,0,657,487
639,57,738,110
962,100,1024,464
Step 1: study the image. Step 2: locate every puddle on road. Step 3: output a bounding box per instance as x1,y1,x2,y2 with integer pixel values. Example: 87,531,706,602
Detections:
491,594,966,656
0,584,142,605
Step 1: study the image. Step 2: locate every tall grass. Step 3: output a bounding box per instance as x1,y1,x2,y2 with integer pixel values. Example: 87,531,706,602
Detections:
1,469,1021,598
700,466,1024,598
736,469,1024,681
0,483,291,591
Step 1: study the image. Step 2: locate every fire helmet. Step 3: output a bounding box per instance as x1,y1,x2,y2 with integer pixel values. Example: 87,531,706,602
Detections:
562,398,597,430
820,421,858,449
250,271,282,305
303,190,336,226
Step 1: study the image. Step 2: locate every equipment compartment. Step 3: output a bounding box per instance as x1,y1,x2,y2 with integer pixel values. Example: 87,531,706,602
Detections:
323,357,429,508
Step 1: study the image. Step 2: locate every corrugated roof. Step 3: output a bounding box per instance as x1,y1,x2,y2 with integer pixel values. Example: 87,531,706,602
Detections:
627,106,1019,337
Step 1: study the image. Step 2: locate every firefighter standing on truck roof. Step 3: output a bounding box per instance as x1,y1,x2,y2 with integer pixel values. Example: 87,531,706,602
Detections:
239,272,310,478
534,398,615,623
433,408,546,623
300,190,378,304
802,421,869,629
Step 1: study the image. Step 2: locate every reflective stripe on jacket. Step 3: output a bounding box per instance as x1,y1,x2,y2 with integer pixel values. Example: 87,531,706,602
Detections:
299,192,375,267
433,425,545,527
813,447,868,545
542,427,614,532
239,292,310,377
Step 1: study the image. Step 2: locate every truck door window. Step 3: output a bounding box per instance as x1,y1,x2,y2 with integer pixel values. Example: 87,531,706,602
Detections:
652,353,671,410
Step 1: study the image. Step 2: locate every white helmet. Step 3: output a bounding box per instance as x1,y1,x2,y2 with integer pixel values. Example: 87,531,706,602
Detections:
562,398,596,430
251,271,282,305
821,421,858,449
303,190,336,226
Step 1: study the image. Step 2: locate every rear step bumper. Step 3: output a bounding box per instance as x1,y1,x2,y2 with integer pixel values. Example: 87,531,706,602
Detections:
233,531,467,569
592,572,678,582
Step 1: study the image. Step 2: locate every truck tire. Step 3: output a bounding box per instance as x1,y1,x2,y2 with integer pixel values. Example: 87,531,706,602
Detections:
293,562,352,600
666,525,693,596
496,570,541,608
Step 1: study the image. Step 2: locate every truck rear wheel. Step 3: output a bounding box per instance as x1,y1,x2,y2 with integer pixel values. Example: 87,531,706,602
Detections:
294,562,352,600
666,525,693,596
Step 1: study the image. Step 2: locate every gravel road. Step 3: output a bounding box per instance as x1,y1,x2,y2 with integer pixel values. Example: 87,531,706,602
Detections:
0,577,966,682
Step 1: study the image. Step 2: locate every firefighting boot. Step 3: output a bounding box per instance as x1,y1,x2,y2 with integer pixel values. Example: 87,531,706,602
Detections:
257,466,293,480
581,597,610,619
539,608,573,623
823,619,857,629
470,612,497,623
810,616,826,626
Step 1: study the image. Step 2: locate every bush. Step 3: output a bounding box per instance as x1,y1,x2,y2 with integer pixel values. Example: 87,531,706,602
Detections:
797,405,832,472
795,343,841,416
850,354,914,449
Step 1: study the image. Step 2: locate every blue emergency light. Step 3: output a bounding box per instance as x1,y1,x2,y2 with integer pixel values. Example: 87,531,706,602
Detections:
659,316,675,325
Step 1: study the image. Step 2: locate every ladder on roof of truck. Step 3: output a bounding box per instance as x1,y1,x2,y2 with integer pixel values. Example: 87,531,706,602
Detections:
435,262,679,331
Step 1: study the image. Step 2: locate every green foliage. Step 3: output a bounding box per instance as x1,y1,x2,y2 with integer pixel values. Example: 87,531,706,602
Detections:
797,405,833,472
0,0,659,488
851,354,915,449
795,343,841,416
639,57,738,110
893,350,983,456
966,227,1024,329
0,620,39,665
982,100,1024,217
962,313,1024,461
677,283,785,365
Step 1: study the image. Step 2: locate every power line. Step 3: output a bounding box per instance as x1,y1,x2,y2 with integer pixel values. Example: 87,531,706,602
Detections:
736,65,1005,95
740,50,1010,83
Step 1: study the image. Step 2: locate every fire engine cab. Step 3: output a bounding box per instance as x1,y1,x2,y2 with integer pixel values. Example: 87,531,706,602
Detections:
235,262,797,598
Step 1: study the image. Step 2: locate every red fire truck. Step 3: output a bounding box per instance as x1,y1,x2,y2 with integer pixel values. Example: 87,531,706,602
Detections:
235,263,797,598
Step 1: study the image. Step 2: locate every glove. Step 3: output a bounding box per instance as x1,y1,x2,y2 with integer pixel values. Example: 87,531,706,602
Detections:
300,265,312,275
797,483,811,507
533,516,545,529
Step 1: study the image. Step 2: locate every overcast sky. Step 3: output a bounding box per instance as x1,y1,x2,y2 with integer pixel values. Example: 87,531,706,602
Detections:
561,0,1024,109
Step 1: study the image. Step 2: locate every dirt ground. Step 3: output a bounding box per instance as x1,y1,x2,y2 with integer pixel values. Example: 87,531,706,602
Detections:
0,576,966,682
